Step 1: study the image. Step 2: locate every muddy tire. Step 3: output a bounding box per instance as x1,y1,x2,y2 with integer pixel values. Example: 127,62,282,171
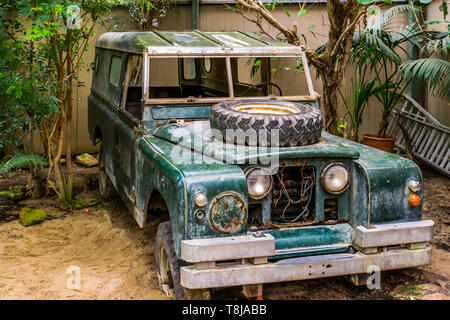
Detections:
98,144,117,199
155,221,210,300
210,99,323,147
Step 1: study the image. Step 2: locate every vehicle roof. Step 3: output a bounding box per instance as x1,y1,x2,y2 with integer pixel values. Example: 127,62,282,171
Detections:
95,30,303,57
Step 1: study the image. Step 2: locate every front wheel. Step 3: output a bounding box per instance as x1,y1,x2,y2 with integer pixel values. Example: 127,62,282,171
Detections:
155,221,210,300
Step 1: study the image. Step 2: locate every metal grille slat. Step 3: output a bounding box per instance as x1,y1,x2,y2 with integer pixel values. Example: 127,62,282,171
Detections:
386,94,449,177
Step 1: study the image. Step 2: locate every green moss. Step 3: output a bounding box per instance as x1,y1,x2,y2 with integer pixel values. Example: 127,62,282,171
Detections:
19,208,47,227
387,293,401,300
73,198,100,210
75,153,98,167
402,284,424,296
0,185,26,201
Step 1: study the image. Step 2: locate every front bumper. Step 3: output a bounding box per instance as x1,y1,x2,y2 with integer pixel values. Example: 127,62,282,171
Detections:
181,246,431,289
180,220,434,289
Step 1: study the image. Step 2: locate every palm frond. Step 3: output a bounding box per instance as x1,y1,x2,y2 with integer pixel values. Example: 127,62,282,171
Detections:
401,58,450,100
370,4,417,34
0,154,46,175
353,31,402,66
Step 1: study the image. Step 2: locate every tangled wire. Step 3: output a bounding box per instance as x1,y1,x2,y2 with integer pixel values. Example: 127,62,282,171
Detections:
274,163,315,223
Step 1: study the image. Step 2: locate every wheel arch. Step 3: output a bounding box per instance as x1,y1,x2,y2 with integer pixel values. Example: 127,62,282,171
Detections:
144,187,170,222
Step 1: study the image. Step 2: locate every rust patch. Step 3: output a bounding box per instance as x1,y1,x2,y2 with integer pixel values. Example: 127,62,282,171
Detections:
209,192,247,234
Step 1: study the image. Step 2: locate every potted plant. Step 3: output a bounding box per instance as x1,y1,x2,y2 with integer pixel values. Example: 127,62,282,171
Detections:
351,5,424,152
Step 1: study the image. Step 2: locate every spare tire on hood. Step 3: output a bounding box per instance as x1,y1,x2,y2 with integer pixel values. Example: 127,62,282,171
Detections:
209,99,323,147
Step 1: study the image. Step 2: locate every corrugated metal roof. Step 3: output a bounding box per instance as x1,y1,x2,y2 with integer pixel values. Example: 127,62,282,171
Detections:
96,30,300,56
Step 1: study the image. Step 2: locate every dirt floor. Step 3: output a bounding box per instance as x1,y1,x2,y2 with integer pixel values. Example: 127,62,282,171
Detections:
0,164,448,300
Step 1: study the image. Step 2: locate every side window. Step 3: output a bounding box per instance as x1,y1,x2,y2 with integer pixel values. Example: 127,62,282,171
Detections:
109,56,122,88
183,58,196,80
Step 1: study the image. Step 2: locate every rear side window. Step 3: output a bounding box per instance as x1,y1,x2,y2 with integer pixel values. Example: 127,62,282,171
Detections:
109,56,122,87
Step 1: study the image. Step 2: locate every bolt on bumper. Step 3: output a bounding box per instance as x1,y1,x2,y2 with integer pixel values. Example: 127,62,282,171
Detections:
180,246,431,289
179,220,434,289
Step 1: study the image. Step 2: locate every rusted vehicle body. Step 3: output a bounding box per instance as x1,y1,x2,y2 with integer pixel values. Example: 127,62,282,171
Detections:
88,31,434,299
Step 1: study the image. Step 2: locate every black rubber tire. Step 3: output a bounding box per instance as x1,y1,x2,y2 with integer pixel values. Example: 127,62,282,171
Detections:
98,143,117,199
210,99,323,147
155,222,210,300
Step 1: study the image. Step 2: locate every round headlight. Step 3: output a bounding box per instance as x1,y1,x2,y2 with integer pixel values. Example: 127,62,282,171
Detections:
245,167,273,200
321,163,350,194
408,180,421,193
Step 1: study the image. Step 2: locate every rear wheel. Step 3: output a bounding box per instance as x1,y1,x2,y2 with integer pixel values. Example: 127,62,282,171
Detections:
98,143,117,199
155,221,210,300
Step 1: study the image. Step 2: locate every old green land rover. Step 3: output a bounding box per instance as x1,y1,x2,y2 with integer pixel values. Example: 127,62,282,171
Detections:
88,31,434,299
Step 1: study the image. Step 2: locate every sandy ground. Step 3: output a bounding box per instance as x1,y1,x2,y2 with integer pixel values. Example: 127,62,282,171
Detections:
0,165,448,300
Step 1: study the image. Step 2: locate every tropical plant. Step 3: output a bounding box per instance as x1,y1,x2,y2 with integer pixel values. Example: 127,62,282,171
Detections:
402,58,450,101
0,7,58,152
0,155,46,176
3,0,125,207
338,63,376,141
401,2,449,101
350,4,431,138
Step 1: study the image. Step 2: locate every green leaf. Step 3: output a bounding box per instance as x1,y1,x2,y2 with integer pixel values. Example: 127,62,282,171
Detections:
419,0,433,4
253,59,261,67
284,9,290,17
439,4,448,20
297,9,306,19
424,20,441,24
357,0,375,4
307,25,315,31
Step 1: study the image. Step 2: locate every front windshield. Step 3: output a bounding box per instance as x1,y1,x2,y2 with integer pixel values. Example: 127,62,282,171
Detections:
136,55,315,104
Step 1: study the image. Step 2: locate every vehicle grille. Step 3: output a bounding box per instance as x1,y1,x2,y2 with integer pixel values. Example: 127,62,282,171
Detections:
271,165,316,223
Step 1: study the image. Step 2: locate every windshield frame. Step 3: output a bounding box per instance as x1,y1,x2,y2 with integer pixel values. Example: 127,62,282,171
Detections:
142,50,317,105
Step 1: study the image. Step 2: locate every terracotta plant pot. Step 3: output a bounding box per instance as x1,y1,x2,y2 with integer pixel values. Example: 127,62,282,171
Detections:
362,134,396,153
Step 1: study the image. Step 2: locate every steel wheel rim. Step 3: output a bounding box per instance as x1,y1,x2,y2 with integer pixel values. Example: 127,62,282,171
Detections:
232,103,299,115
99,150,107,191
158,240,175,298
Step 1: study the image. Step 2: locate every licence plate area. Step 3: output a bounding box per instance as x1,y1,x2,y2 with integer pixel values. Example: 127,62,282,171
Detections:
261,223,354,259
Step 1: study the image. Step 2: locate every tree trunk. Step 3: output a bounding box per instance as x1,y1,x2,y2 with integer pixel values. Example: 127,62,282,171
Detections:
65,30,74,206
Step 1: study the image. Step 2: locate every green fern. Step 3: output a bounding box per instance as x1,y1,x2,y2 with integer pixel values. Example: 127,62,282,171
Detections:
401,58,450,100
0,155,46,176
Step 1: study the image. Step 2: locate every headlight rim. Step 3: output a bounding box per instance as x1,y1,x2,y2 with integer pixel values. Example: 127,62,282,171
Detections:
208,191,248,233
320,162,351,195
244,166,274,200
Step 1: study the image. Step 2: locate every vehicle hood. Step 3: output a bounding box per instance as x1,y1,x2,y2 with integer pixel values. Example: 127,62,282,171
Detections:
152,121,359,163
